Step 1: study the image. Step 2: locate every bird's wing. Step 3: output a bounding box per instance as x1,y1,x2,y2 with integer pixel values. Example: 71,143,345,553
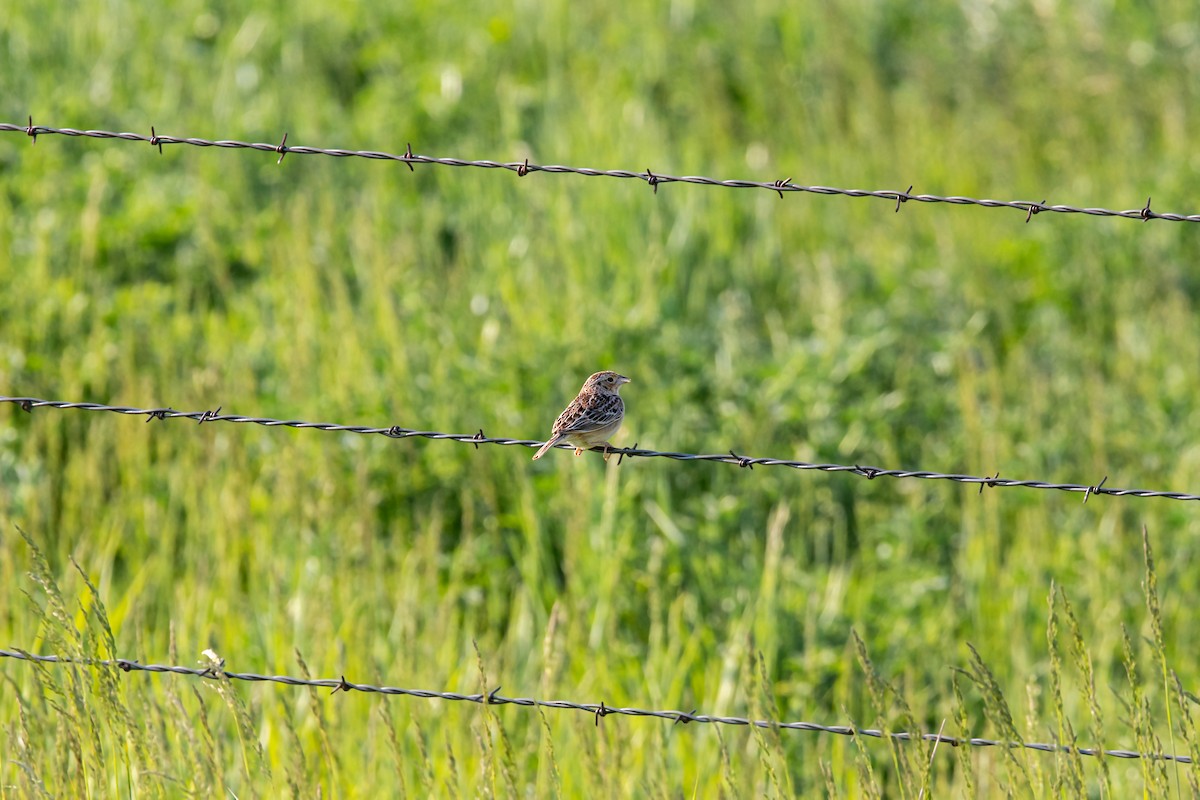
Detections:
553,394,623,435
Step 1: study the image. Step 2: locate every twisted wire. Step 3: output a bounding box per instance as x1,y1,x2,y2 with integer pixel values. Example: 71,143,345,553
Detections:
1,120,1192,223
2,396,1196,502
0,649,1188,764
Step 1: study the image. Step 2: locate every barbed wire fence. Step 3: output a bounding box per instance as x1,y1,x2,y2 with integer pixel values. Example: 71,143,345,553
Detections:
3,119,1196,223
0,648,1190,766
3,395,1197,503
5,119,1199,785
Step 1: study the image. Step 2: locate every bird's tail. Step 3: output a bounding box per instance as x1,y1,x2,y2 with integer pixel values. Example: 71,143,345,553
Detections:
532,434,565,460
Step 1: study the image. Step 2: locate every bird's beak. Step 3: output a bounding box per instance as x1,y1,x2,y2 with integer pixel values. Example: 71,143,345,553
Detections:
619,375,631,384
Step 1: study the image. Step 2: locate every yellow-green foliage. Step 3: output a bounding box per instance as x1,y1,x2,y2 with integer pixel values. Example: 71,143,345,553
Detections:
3,1,1200,796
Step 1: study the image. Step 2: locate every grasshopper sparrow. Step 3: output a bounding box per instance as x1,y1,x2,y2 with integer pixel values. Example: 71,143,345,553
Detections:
532,371,631,461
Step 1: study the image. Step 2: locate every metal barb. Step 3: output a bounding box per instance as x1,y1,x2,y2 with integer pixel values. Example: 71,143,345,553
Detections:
773,178,791,199
674,709,698,726
895,185,913,213
1025,200,1046,223
197,406,221,425
1083,475,1108,504
517,158,530,177
646,168,659,194
729,450,753,469
617,442,637,466
1141,197,1153,221
150,126,163,155
403,142,415,172
979,471,1000,494
276,132,289,164
26,115,36,144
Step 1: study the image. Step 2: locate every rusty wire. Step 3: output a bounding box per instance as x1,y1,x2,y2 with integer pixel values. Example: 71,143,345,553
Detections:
2,119,1193,223
0,648,1189,765
2,395,1197,503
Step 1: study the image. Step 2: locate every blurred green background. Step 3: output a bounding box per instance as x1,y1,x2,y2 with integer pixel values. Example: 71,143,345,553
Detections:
3,0,1200,796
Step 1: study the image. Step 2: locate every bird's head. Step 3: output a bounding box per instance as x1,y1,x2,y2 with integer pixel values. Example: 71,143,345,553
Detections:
586,371,631,393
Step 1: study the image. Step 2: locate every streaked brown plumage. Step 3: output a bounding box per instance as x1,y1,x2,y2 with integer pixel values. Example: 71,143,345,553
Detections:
532,371,631,461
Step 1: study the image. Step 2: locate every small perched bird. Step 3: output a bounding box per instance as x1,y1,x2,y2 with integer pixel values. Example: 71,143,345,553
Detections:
532,371,631,461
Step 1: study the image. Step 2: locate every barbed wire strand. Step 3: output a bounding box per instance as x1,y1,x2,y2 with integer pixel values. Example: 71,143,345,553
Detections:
2,119,1192,224
0,649,1189,765
2,396,1197,503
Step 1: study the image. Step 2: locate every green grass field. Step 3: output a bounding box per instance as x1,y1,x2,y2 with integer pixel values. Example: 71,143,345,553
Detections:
4,1,1200,796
